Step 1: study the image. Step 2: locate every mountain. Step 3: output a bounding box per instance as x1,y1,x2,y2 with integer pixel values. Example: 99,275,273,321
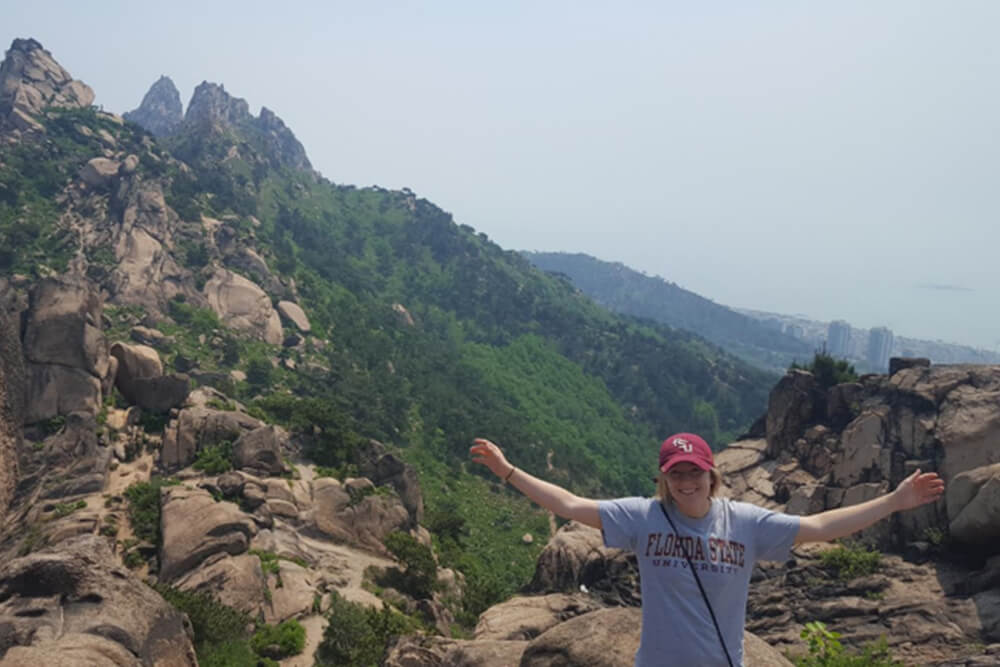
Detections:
0,37,776,664
122,75,183,137
524,251,814,372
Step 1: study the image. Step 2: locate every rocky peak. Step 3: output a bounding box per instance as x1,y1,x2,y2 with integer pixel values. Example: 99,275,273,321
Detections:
123,74,182,137
184,81,252,128
181,81,311,171
0,38,95,132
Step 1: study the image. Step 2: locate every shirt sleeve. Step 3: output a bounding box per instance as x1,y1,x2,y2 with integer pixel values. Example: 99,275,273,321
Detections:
597,497,649,552
738,502,801,563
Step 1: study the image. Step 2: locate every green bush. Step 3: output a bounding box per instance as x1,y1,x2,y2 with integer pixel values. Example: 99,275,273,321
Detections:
317,593,421,667
792,620,900,666
50,499,87,518
383,531,437,599
820,543,881,581
193,441,233,475
792,351,858,390
250,619,306,660
151,585,263,665
123,478,180,545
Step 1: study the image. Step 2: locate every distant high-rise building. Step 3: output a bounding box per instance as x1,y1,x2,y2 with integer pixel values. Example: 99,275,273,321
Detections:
867,327,894,371
827,320,852,357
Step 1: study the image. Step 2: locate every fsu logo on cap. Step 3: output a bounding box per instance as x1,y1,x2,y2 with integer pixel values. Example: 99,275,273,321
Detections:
672,438,693,453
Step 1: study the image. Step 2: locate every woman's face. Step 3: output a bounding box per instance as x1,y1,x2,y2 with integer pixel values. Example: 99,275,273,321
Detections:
664,462,711,517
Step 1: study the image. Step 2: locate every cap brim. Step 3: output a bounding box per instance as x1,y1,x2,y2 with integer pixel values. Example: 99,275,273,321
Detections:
660,454,713,473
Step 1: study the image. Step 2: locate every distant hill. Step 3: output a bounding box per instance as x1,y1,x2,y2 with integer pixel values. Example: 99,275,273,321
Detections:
524,252,813,372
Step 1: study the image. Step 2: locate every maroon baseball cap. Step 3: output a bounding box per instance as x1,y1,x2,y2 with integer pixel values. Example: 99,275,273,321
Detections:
659,433,714,473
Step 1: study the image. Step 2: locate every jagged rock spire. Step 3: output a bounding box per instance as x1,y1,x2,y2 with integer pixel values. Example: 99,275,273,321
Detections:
182,81,311,171
123,75,183,137
0,38,95,133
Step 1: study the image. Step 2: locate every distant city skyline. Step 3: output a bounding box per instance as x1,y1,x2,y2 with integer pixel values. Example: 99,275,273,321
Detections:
4,2,999,349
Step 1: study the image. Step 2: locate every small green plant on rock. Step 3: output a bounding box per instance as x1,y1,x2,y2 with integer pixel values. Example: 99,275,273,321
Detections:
820,542,881,581
793,620,900,666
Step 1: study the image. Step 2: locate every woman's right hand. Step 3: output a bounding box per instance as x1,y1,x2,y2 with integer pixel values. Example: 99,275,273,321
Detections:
470,438,514,480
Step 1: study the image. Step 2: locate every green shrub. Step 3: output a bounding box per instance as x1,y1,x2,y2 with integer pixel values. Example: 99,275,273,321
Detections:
383,531,437,599
317,593,421,667
792,620,900,666
791,351,858,390
250,619,306,660
193,441,233,475
123,478,180,545
151,584,260,664
50,499,87,518
820,543,881,581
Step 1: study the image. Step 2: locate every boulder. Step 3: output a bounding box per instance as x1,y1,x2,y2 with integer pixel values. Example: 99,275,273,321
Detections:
110,342,161,393
232,425,288,476
174,553,267,620
474,593,602,641
129,373,190,413
0,534,196,665
79,157,120,188
161,406,263,469
277,300,311,333
265,560,315,624
312,478,409,552
520,607,639,667
203,269,283,344
159,485,258,582
948,463,1000,544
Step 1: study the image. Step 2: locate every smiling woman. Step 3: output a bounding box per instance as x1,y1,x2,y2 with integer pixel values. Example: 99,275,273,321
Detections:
470,432,943,667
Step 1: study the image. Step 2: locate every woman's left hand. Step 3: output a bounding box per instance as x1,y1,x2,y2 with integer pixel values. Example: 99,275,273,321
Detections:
892,469,945,511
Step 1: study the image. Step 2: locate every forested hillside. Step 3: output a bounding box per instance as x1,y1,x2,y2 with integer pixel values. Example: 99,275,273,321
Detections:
525,251,814,372
0,48,774,615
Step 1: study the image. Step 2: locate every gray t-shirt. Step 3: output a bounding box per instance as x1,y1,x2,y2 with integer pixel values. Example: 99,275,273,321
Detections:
598,496,800,667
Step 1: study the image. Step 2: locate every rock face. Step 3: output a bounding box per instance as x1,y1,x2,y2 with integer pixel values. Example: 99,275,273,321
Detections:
182,82,312,171
0,38,95,133
277,300,310,333
0,306,24,524
312,477,411,553
161,405,263,469
159,485,258,582
718,362,1000,664
203,269,283,344
22,278,110,423
123,75,183,137
109,342,189,412
232,425,288,477
0,534,197,665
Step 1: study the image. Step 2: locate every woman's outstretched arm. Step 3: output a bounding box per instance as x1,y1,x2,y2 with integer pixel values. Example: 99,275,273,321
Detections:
795,469,945,544
470,438,602,530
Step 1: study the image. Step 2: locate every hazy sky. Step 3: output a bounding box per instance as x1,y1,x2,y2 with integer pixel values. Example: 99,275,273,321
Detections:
6,2,1000,350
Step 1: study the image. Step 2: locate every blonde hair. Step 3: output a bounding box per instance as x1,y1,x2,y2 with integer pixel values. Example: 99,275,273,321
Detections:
656,468,724,504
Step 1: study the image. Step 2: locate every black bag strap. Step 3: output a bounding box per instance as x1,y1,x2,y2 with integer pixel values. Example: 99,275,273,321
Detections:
658,501,734,667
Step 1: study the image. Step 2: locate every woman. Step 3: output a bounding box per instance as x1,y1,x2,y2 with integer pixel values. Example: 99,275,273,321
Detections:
470,433,944,667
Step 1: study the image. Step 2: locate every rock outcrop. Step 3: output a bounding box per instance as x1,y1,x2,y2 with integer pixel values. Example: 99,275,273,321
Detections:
181,82,311,171
159,485,258,582
161,405,263,470
123,75,183,137
0,38,95,133
109,342,190,412
22,278,110,423
0,534,197,665
203,269,283,344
